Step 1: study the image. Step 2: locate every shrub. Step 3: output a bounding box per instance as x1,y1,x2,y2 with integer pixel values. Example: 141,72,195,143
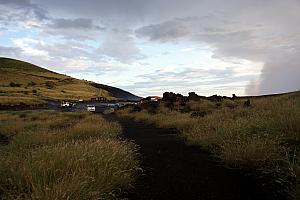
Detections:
19,113,27,118
9,82,22,87
27,81,37,87
186,100,216,113
45,81,55,89
222,99,238,109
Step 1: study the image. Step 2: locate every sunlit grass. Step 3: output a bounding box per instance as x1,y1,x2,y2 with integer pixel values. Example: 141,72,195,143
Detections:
0,96,47,106
0,58,115,105
0,110,139,199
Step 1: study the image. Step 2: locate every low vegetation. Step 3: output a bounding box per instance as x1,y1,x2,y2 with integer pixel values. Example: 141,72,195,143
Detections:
0,57,116,106
118,92,300,198
0,96,47,107
0,110,139,199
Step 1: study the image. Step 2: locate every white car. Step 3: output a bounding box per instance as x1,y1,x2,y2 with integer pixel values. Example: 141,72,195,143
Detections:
61,102,70,107
87,105,96,112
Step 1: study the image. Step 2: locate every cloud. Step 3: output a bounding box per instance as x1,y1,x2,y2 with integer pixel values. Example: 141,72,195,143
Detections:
125,67,249,96
0,46,22,57
97,29,144,64
0,1,105,40
1,0,300,96
134,1,300,94
0,0,49,24
136,18,192,42
47,18,105,30
247,49,300,95
42,17,106,40
9,37,128,77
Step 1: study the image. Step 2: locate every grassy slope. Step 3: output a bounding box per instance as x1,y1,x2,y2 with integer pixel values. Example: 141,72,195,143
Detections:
0,110,139,199
0,57,138,106
118,91,300,198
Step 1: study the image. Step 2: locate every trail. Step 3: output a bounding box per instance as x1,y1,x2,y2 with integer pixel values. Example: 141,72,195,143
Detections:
106,115,281,200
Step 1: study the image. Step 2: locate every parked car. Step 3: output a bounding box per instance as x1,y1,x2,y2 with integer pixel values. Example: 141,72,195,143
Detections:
61,101,76,108
61,101,70,107
87,105,96,112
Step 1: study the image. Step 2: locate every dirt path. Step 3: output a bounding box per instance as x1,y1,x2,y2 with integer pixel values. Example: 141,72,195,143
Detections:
106,115,280,200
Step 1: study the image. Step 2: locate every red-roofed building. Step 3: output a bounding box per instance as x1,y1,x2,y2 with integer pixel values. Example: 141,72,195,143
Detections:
140,96,162,104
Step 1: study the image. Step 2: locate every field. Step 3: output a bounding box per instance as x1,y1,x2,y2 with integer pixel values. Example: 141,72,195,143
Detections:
0,110,139,199
0,58,119,106
118,92,300,198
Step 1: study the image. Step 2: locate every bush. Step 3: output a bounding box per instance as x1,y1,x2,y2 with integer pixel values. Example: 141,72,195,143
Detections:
222,99,238,109
9,82,22,87
27,81,37,87
186,100,216,113
45,81,55,89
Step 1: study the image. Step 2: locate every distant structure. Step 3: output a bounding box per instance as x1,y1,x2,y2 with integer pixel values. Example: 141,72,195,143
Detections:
140,96,162,104
91,97,107,102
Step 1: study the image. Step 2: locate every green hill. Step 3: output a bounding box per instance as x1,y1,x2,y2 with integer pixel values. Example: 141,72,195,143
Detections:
0,57,141,106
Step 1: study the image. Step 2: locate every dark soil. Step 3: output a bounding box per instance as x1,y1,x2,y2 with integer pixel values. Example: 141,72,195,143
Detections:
106,114,286,200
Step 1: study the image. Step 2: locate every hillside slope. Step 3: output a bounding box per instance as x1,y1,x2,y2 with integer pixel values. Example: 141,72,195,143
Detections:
90,82,141,101
0,57,141,106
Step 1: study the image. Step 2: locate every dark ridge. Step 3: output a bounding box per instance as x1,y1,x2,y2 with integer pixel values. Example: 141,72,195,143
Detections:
90,82,142,101
236,90,300,99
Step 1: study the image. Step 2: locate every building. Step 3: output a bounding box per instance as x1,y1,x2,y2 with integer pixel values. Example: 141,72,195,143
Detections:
140,96,162,104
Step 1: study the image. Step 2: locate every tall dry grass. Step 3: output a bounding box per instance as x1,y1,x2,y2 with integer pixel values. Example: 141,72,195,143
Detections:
0,110,139,199
118,92,300,198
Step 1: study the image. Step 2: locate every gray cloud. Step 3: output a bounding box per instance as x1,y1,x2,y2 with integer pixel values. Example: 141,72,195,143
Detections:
0,46,22,57
48,18,105,30
0,0,49,22
134,1,300,94
247,49,300,95
42,18,106,40
1,0,300,95
0,1,105,40
97,29,145,64
136,18,192,42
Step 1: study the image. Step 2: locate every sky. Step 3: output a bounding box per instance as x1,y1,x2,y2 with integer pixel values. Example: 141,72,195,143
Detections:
0,0,299,97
